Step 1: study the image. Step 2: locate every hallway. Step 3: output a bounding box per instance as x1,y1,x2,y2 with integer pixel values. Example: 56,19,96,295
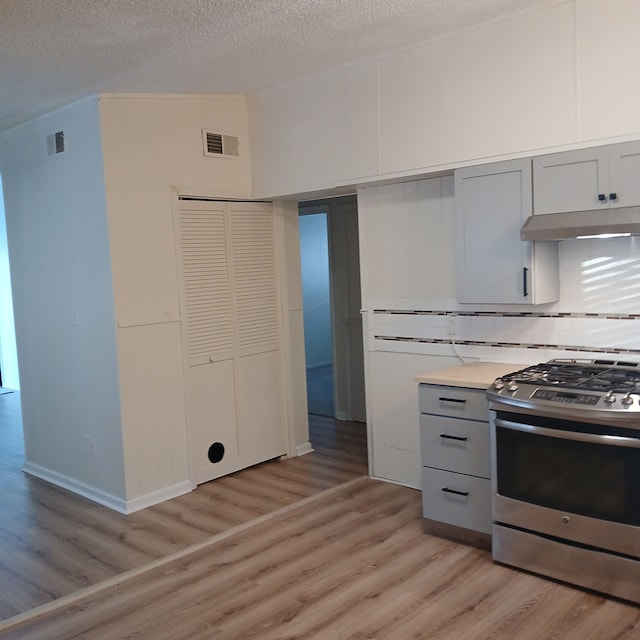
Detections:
306,363,334,418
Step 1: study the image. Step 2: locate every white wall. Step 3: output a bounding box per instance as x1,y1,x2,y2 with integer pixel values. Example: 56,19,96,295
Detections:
359,179,456,302
98,94,253,504
358,177,460,487
0,98,126,502
0,92,310,511
274,200,310,456
377,2,577,175
577,0,640,140
299,213,332,368
249,0,640,198
249,68,363,198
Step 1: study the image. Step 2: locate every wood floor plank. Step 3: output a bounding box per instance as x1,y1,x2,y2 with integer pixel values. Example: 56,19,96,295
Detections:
286,542,482,639
3,478,639,640
0,391,368,619
3,391,640,639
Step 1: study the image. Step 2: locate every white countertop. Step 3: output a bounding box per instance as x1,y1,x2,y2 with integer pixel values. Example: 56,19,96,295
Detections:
415,361,525,390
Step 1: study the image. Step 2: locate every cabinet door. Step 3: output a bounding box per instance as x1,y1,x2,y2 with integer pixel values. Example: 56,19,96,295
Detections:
229,202,287,468
177,201,241,483
609,141,640,208
188,359,242,484
176,200,287,485
533,147,609,214
455,159,535,304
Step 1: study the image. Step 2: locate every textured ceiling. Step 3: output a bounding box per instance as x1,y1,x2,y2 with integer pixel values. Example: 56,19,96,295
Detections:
0,0,565,133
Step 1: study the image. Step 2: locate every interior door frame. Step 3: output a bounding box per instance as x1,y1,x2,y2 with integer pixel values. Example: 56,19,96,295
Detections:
171,189,296,487
299,195,365,423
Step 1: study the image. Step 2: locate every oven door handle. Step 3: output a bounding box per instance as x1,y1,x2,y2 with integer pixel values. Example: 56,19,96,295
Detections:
494,417,640,448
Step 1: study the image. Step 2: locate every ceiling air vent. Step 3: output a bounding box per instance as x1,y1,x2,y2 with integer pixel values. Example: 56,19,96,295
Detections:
202,129,240,158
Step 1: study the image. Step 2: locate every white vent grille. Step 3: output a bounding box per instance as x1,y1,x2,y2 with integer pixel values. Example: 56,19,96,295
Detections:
202,129,240,158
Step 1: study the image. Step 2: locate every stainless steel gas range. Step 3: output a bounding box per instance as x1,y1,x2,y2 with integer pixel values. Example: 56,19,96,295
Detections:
487,359,640,604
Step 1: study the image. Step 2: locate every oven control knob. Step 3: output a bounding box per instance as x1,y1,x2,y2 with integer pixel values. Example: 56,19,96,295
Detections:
604,391,617,404
507,381,518,393
493,379,505,390
622,393,634,406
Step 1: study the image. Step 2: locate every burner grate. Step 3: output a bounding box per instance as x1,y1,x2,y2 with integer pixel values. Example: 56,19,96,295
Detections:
502,360,640,395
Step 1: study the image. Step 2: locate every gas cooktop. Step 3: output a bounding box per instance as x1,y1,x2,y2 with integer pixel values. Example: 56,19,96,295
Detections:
487,359,640,416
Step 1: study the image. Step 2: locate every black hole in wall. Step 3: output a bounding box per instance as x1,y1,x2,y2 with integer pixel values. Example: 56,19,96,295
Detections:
208,442,225,463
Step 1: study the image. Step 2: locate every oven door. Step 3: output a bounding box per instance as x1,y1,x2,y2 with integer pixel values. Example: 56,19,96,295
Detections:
490,406,640,558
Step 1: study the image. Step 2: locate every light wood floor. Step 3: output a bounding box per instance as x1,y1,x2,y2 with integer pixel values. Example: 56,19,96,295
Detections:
2,476,640,639
0,391,367,620
3,392,640,639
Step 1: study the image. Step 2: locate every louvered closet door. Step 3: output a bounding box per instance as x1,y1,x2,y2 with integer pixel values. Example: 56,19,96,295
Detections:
177,200,287,485
178,201,241,483
229,202,286,468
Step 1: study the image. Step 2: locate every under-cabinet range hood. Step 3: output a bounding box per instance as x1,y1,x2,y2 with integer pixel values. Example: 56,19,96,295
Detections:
520,206,640,241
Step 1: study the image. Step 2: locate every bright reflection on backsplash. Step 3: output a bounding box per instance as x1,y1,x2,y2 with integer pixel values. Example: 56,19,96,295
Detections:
368,236,640,362
561,236,640,314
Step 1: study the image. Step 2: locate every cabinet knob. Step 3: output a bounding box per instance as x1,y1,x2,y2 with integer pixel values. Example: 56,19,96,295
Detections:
610,192,618,201
598,193,607,201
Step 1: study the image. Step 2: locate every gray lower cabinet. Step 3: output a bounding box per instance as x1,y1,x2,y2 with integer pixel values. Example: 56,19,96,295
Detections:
419,383,491,534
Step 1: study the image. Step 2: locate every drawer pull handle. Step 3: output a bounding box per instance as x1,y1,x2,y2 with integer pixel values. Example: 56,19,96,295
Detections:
441,487,469,497
438,397,466,404
439,433,468,442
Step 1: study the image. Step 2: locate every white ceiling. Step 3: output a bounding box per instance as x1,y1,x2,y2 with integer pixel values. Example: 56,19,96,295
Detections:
1,0,565,133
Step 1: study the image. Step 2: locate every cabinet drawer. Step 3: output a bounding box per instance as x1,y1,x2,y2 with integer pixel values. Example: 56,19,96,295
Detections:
421,467,491,534
420,414,490,478
419,384,488,421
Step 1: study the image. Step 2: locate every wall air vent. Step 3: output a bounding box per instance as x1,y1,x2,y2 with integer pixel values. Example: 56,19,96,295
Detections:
202,129,240,158
46,130,65,155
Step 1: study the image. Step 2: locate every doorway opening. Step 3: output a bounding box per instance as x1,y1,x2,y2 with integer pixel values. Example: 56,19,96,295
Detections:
0,173,19,391
298,195,365,424
299,208,333,417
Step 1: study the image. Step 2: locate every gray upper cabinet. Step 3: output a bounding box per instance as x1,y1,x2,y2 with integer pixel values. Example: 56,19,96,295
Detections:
454,158,559,305
533,141,640,214
609,141,640,207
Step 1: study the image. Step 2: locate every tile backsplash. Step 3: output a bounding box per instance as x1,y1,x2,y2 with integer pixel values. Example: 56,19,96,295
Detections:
557,236,640,314
368,236,640,365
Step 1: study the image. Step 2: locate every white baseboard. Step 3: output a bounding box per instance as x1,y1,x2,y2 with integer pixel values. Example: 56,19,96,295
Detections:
23,462,193,514
23,462,129,513
124,481,193,514
295,442,314,456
